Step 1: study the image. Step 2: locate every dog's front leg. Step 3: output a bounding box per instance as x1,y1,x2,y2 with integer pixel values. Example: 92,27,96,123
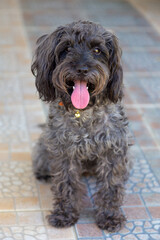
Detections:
47,159,86,228
94,151,128,232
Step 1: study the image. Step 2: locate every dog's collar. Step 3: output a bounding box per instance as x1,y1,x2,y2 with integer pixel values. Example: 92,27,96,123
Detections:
59,101,81,118
58,101,64,106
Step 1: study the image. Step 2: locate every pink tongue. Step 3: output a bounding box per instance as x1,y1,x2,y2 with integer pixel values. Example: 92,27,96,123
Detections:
71,80,90,109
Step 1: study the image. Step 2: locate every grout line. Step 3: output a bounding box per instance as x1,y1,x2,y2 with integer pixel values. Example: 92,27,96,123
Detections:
139,194,153,220
13,197,19,226
73,226,78,240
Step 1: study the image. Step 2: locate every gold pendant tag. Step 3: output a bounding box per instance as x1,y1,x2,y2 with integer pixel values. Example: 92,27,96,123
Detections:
75,110,80,118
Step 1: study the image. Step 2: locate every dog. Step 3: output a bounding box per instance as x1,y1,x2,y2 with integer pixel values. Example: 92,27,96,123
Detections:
31,20,130,232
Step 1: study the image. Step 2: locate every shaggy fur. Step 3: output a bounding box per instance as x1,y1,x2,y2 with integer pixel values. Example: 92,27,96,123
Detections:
31,20,130,232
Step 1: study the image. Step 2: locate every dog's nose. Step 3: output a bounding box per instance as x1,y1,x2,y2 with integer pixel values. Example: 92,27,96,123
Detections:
77,66,89,75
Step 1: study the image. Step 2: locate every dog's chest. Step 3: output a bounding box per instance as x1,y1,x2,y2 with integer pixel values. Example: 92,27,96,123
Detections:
61,109,115,153
48,103,128,159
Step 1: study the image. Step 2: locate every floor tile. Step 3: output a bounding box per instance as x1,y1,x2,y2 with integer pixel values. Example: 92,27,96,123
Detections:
46,226,75,240
0,27,26,48
125,76,160,104
0,226,49,239
117,29,160,48
142,148,160,181
0,161,38,197
0,143,9,151
11,152,31,161
0,198,15,211
0,151,9,161
0,212,17,225
123,50,160,72
123,194,143,206
76,223,103,237
1,0,160,239
0,12,21,27
17,211,44,225
123,207,150,220
15,197,40,210
142,193,160,206
0,0,18,10
147,207,160,219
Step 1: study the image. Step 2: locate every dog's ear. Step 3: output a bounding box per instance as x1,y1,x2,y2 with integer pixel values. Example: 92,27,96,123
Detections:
31,27,65,102
104,32,123,103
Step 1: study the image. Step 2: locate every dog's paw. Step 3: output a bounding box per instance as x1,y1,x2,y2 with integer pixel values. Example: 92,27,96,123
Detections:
96,211,126,232
47,210,79,228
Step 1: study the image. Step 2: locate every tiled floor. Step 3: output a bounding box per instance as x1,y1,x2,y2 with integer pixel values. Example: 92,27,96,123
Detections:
0,0,160,239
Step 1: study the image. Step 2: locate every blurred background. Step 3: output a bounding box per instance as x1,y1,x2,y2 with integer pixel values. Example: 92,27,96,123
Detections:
0,0,160,239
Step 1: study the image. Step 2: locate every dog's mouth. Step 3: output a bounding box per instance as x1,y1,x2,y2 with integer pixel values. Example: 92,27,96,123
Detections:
66,80,95,109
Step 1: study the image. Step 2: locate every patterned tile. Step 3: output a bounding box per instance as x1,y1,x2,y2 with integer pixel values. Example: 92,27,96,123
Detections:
0,226,48,240
104,220,160,239
0,75,23,105
0,105,29,144
126,146,160,193
0,161,38,197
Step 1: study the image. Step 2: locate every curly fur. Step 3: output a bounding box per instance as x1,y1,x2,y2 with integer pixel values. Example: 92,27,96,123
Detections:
31,20,130,232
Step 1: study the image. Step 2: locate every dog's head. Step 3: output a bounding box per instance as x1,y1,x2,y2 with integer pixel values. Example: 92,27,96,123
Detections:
31,21,123,109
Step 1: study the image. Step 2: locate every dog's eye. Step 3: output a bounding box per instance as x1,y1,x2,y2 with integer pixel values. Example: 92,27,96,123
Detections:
93,47,101,55
63,47,69,54
65,47,69,52
59,47,69,61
